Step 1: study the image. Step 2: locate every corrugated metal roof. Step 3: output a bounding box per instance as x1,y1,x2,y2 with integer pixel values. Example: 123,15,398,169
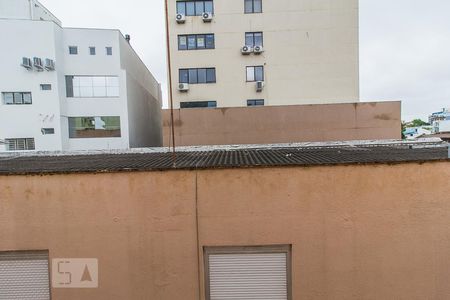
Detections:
0,140,448,175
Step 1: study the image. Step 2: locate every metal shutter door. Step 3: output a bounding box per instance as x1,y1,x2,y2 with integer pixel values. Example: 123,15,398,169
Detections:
0,251,50,300
209,253,288,300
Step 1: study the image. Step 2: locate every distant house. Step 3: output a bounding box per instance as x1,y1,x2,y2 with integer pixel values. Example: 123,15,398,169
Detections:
403,126,432,139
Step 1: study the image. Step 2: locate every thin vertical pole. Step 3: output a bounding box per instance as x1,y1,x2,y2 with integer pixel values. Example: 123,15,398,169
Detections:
165,0,176,165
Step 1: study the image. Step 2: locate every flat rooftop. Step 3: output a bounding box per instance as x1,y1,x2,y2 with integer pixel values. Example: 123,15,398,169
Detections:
0,139,448,175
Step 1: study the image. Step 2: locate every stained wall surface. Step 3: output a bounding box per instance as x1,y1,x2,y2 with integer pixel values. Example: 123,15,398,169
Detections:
1,161,449,299
163,101,401,146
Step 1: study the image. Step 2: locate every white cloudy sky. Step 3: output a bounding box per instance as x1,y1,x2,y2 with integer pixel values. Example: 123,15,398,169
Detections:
39,0,450,121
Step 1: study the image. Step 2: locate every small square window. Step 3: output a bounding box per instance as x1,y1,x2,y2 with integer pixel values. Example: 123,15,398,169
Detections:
40,84,52,91
41,128,55,135
106,47,113,56
69,46,78,55
89,47,96,55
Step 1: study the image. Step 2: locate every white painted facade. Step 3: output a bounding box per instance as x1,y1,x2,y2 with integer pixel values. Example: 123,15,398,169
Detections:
0,0,162,152
167,0,359,108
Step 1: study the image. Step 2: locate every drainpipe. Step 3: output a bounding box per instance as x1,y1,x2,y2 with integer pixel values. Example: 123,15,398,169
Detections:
29,0,34,20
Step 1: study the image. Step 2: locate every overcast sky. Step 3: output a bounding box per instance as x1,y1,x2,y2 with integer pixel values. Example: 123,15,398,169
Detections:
39,0,450,121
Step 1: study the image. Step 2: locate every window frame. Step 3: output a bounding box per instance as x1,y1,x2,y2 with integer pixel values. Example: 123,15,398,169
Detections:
179,68,216,84
65,76,120,98
245,32,263,47
180,101,217,109
203,245,292,300
5,138,35,151
40,84,52,91
68,46,78,55
176,0,214,16
246,66,264,82
244,0,262,13
178,34,215,50
2,92,32,105
247,99,265,106
68,116,122,139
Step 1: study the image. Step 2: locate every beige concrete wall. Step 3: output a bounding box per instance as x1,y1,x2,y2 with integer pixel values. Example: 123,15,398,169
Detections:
163,101,401,146
1,161,450,299
168,0,359,108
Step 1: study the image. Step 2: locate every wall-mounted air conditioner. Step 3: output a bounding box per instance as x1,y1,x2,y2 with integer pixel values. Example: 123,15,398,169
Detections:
178,83,189,92
33,57,43,71
176,14,186,24
254,46,264,54
45,59,55,71
256,81,265,92
241,46,253,55
202,12,213,22
21,57,32,70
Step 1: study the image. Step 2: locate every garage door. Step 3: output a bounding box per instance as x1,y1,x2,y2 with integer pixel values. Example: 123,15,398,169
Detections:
0,251,50,300
206,246,291,300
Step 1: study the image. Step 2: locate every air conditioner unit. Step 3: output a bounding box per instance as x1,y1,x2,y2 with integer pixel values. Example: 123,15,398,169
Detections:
202,12,213,22
21,57,32,70
45,59,55,71
178,83,189,92
176,14,186,24
254,45,264,54
33,57,43,71
256,81,265,92
241,46,253,55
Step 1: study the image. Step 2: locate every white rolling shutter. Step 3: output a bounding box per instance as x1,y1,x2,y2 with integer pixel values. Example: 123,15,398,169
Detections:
0,251,50,300
208,252,288,300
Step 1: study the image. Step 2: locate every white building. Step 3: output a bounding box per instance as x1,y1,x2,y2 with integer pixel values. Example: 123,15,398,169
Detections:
0,0,162,152
166,0,359,109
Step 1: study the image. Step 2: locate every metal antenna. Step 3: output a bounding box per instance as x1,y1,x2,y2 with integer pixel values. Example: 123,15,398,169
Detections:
164,0,177,166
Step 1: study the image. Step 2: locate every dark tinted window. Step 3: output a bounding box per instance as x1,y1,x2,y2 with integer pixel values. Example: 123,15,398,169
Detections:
69,46,78,55
178,68,216,84
186,1,195,15
247,99,265,106
177,2,186,15
179,69,189,83
188,69,198,84
245,0,262,13
255,66,264,81
89,47,96,55
177,1,214,16
180,101,217,108
178,34,215,50
206,68,216,83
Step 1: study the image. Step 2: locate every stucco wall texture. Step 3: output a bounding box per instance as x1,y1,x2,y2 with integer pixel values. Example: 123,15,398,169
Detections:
1,161,450,299
162,101,401,146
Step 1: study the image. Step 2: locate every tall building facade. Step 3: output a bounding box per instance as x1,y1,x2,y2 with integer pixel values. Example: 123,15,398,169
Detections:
0,0,162,152
167,0,359,109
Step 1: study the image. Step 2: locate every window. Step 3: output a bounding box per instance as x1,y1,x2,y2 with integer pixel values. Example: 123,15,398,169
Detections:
41,128,55,135
246,66,264,82
176,1,214,16
0,251,50,298
89,47,96,55
247,99,264,106
5,138,35,151
2,92,32,105
65,76,120,98
68,116,121,138
69,46,78,55
40,84,52,91
244,0,262,13
179,68,216,84
204,245,291,300
245,32,263,47
106,47,113,56
180,101,217,108
178,34,215,50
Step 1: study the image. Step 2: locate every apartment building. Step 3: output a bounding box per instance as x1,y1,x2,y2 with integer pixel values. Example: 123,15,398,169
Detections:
0,0,162,152
167,0,359,109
